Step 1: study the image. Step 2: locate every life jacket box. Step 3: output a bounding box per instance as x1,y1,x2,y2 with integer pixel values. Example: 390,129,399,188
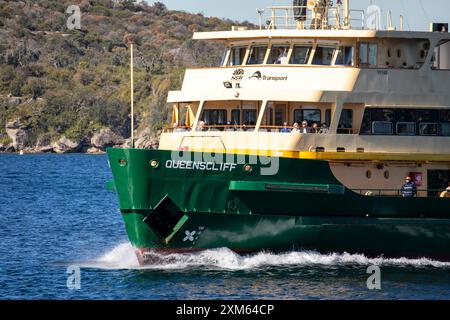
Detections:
409,172,423,187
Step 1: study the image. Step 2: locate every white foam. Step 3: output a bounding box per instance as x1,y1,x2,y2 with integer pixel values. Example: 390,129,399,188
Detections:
83,243,450,270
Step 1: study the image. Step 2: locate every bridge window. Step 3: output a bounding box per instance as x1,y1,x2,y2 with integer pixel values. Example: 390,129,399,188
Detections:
360,42,378,67
312,46,335,65
335,46,354,66
228,47,247,66
290,45,312,64
247,45,268,65
267,45,290,64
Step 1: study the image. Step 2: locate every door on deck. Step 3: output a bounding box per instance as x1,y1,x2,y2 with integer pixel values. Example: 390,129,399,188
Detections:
427,170,450,197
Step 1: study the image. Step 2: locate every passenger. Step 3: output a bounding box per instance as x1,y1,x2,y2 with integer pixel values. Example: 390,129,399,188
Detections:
276,47,288,64
401,176,417,198
319,123,329,134
280,122,292,133
300,120,310,134
173,123,185,132
196,121,205,131
440,184,450,198
291,122,300,133
311,123,319,133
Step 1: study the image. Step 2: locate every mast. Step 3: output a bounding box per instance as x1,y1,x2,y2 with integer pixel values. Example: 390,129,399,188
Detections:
126,35,135,149
344,0,350,29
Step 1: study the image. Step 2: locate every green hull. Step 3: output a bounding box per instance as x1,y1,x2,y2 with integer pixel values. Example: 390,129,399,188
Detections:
107,148,450,264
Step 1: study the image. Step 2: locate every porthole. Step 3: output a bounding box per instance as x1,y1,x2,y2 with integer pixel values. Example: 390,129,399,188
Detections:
384,170,390,179
366,170,372,179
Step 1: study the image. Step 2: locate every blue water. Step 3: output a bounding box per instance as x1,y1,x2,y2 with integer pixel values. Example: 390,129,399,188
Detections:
0,154,450,300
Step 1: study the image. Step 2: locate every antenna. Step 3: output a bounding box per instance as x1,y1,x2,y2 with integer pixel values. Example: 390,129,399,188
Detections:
125,35,135,149
256,8,265,30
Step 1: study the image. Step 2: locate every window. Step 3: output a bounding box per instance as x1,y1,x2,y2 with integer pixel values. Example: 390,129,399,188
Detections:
294,109,321,125
360,43,378,67
360,107,450,136
228,47,247,66
231,109,241,125
372,121,393,135
267,45,290,64
201,109,227,126
312,46,335,65
396,122,416,136
338,109,354,133
439,110,450,136
419,123,438,136
290,45,312,64
243,109,257,125
325,109,332,127
431,40,450,70
247,46,268,65
335,46,354,66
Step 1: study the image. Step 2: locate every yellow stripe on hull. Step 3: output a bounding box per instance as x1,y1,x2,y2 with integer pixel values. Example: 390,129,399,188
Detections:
187,148,450,163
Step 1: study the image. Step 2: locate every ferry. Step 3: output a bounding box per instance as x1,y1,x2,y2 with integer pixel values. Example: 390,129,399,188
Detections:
107,0,450,264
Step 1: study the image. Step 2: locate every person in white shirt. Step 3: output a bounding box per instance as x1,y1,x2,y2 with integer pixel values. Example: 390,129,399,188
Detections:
276,48,288,64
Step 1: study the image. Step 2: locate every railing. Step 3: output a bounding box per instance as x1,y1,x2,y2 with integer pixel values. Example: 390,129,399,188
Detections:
262,5,365,31
164,125,361,134
353,189,446,198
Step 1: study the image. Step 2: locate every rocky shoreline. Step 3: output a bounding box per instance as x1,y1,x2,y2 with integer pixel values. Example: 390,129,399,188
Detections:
0,119,159,154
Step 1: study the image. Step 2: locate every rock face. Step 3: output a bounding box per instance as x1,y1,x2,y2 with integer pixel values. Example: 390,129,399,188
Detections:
90,129,125,150
5,119,30,151
52,137,81,154
135,128,159,150
35,135,54,153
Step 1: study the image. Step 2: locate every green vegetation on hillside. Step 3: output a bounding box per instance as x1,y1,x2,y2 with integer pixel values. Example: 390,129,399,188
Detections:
0,0,250,145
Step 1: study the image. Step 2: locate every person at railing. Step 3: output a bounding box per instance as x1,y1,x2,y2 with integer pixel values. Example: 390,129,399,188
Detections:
318,123,329,134
300,120,310,133
173,123,186,132
291,122,300,133
196,121,206,132
310,123,319,133
280,122,292,133
401,177,417,198
440,184,450,198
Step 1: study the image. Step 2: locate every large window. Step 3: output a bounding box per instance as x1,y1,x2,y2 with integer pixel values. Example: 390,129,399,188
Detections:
360,43,378,67
290,45,312,64
247,46,268,65
201,109,227,126
267,45,289,64
294,109,321,125
312,46,335,65
361,107,450,136
228,47,247,66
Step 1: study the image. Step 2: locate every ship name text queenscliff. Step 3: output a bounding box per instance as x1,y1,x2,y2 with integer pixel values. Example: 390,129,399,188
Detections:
165,160,238,172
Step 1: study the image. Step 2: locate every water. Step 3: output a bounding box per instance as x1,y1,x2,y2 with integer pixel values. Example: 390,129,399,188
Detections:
0,154,449,300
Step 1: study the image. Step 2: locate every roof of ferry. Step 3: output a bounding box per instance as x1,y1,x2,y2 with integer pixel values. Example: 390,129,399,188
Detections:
193,29,450,41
